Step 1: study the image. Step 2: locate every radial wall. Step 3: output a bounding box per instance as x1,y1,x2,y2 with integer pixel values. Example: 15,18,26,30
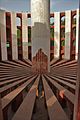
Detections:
0,10,7,61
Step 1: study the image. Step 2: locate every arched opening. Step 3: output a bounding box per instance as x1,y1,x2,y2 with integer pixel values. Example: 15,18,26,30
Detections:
16,17,21,26
72,15,76,39
28,17,32,61
61,16,65,25
71,14,76,60
72,27,76,39
6,13,12,60
16,16,22,60
72,15,76,25
60,15,65,59
50,17,54,60
61,28,65,38
28,17,31,26
50,17,54,25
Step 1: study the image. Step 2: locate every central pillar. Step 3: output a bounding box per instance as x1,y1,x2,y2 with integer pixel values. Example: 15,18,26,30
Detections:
31,0,50,73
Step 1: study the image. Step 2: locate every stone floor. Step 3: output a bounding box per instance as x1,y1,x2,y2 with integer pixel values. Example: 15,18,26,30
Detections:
32,79,49,120
32,97,49,120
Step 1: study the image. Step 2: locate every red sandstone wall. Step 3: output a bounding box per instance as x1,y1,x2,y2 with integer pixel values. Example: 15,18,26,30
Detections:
32,49,48,74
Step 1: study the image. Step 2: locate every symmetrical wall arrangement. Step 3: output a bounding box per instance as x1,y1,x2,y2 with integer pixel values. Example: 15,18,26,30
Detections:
50,9,79,61
0,9,79,62
0,10,31,61
0,7,79,120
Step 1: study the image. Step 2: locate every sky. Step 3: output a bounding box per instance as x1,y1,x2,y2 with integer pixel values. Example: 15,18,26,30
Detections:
0,0,79,13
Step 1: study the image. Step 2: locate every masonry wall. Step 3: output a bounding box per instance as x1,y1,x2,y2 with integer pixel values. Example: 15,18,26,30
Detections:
0,10,7,61
0,9,79,62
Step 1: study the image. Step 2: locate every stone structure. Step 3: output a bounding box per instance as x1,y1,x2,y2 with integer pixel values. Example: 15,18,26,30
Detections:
0,10,7,61
73,8,80,120
11,12,18,60
75,9,79,60
31,0,50,72
64,10,71,60
54,12,60,59
0,9,79,62
0,3,79,120
32,48,48,73
22,13,28,59
0,96,3,120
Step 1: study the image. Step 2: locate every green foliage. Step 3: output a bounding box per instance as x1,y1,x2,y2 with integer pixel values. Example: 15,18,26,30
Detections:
73,18,76,24
28,28,31,38
50,28,54,38
17,29,21,39
50,40,54,46
61,40,65,46
61,19,65,25
6,41,10,48
73,40,76,46
50,22,54,26
17,40,21,47
61,28,65,38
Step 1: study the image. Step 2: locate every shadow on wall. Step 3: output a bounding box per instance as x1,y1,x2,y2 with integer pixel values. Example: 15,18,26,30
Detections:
0,22,22,61
31,22,50,72
53,31,73,60
0,23,8,61
0,23,18,61
0,21,74,61
31,22,50,56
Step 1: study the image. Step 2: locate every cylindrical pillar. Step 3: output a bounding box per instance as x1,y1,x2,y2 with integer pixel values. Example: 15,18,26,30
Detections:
31,0,50,72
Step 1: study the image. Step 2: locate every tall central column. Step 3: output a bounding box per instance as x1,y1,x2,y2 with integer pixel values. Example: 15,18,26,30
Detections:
31,0,50,73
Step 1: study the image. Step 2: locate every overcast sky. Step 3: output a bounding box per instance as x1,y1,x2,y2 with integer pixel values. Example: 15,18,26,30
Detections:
0,0,79,12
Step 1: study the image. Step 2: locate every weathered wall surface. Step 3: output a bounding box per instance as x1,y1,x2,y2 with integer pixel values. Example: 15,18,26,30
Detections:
31,0,50,72
0,10,7,61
